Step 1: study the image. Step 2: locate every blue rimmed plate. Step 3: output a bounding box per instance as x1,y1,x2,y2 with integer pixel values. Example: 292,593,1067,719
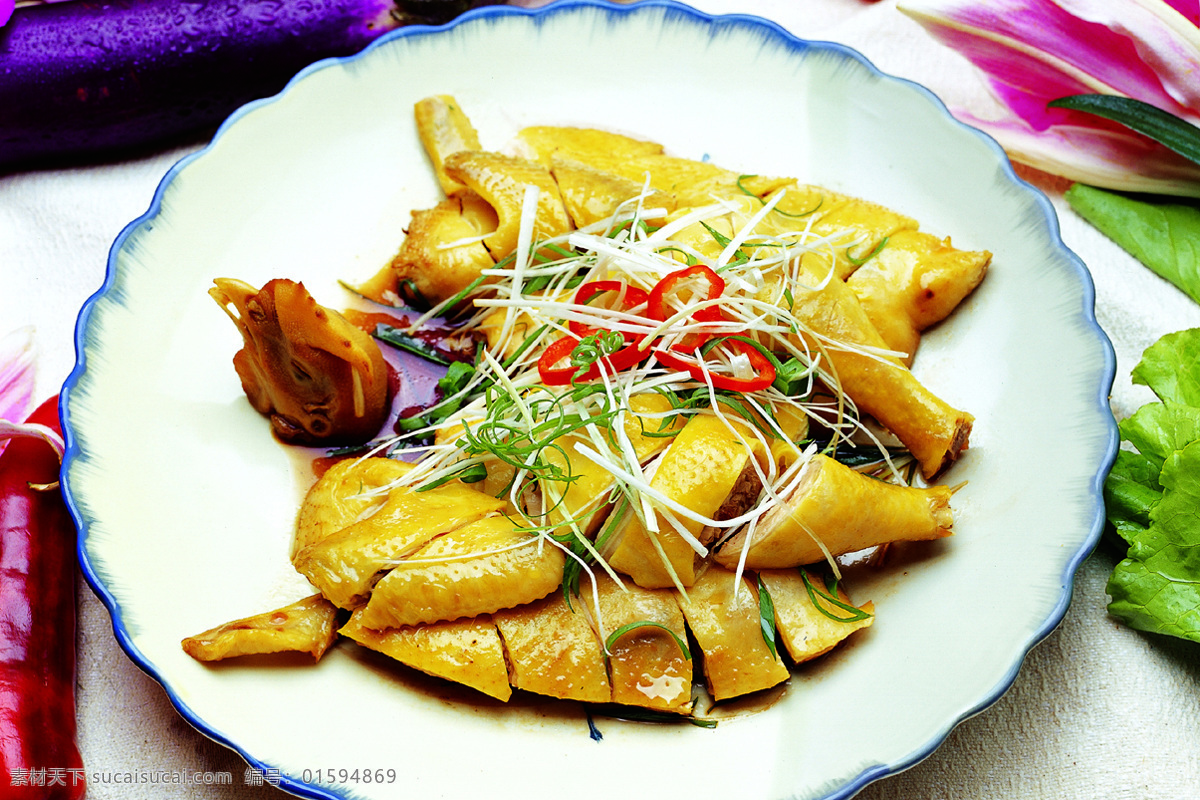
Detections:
61,2,1117,799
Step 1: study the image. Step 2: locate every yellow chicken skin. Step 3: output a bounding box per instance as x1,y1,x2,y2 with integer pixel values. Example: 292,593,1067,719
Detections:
592,572,694,714
358,515,565,629
715,454,953,569
493,592,611,703
414,94,481,196
758,569,874,664
760,181,919,279
389,191,498,307
846,229,992,365
550,154,678,229
538,393,684,541
181,594,339,662
293,456,415,554
606,414,769,590
340,609,512,702
291,457,507,609
675,566,790,701
765,255,973,479
444,150,572,261
516,125,665,168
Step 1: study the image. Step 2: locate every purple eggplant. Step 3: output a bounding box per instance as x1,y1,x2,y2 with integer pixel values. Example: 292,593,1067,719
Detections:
0,0,498,172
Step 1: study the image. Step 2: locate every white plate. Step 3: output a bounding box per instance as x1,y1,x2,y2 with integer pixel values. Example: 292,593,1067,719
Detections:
62,2,1117,798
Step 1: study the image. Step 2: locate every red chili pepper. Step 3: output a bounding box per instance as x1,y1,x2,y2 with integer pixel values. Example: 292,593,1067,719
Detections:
0,396,85,800
538,335,650,386
538,336,586,385
648,265,727,353
654,339,777,392
568,281,649,340
647,265,725,322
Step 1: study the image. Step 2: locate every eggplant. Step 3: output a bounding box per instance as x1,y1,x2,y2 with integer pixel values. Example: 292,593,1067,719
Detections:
0,0,500,172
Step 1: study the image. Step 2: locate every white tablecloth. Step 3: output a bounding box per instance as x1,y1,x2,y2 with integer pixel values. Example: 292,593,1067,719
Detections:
2,1,1198,797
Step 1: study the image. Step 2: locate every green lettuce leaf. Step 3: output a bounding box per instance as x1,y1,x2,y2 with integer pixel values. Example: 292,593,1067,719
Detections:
1118,403,1200,471
1104,327,1200,643
1130,327,1200,406
1107,441,1200,643
1103,449,1159,544
1065,184,1200,305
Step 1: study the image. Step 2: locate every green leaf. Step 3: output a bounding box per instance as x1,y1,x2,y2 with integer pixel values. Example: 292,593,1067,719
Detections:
1118,402,1200,471
800,570,873,623
1064,184,1200,305
756,575,778,659
374,323,451,366
845,236,888,267
1102,450,1161,544
604,621,691,661
1130,328,1200,406
416,461,488,491
1106,441,1200,644
1048,94,1200,167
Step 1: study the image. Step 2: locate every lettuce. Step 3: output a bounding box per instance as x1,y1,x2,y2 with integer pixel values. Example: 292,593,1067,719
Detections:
1104,328,1200,643
1065,185,1200,305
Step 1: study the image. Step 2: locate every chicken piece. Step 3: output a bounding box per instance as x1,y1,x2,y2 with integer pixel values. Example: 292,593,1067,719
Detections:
181,594,339,662
516,125,665,168
546,151,743,209
675,566,790,701
662,193,763,262
294,456,411,553
493,592,611,703
715,454,953,569
759,182,919,280
414,95,481,196
846,230,991,365
474,286,570,361
539,393,684,541
359,515,565,629
516,125,731,207
291,457,507,609
390,191,498,307
443,150,572,260
758,569,874,664
591,572,693,714
209,278,389,446
764,255,973,479
340,609,511,701
606,414,769,590
549,154,677,229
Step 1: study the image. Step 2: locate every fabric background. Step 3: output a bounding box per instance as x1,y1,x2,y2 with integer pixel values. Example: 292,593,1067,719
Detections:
1,0,1198,797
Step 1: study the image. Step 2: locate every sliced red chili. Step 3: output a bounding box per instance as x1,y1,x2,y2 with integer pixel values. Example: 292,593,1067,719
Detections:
670,305,733,354
538,336,589,385
538,334,652,386
647,265,725,322
568,281,649,340
654,338,776,392
600,339,650,374
648,265,728,353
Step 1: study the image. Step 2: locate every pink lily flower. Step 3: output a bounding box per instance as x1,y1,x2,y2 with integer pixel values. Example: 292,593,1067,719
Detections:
0,327,63,460
899,0,1200,196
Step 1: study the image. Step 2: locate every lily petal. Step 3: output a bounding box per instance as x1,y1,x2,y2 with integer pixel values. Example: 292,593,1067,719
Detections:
899,0,1200,126
0,0,12,29
0,327,36,422
1162,0,1200,27
0,326,37,459
900,0,1200,194
957,109,1200,196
